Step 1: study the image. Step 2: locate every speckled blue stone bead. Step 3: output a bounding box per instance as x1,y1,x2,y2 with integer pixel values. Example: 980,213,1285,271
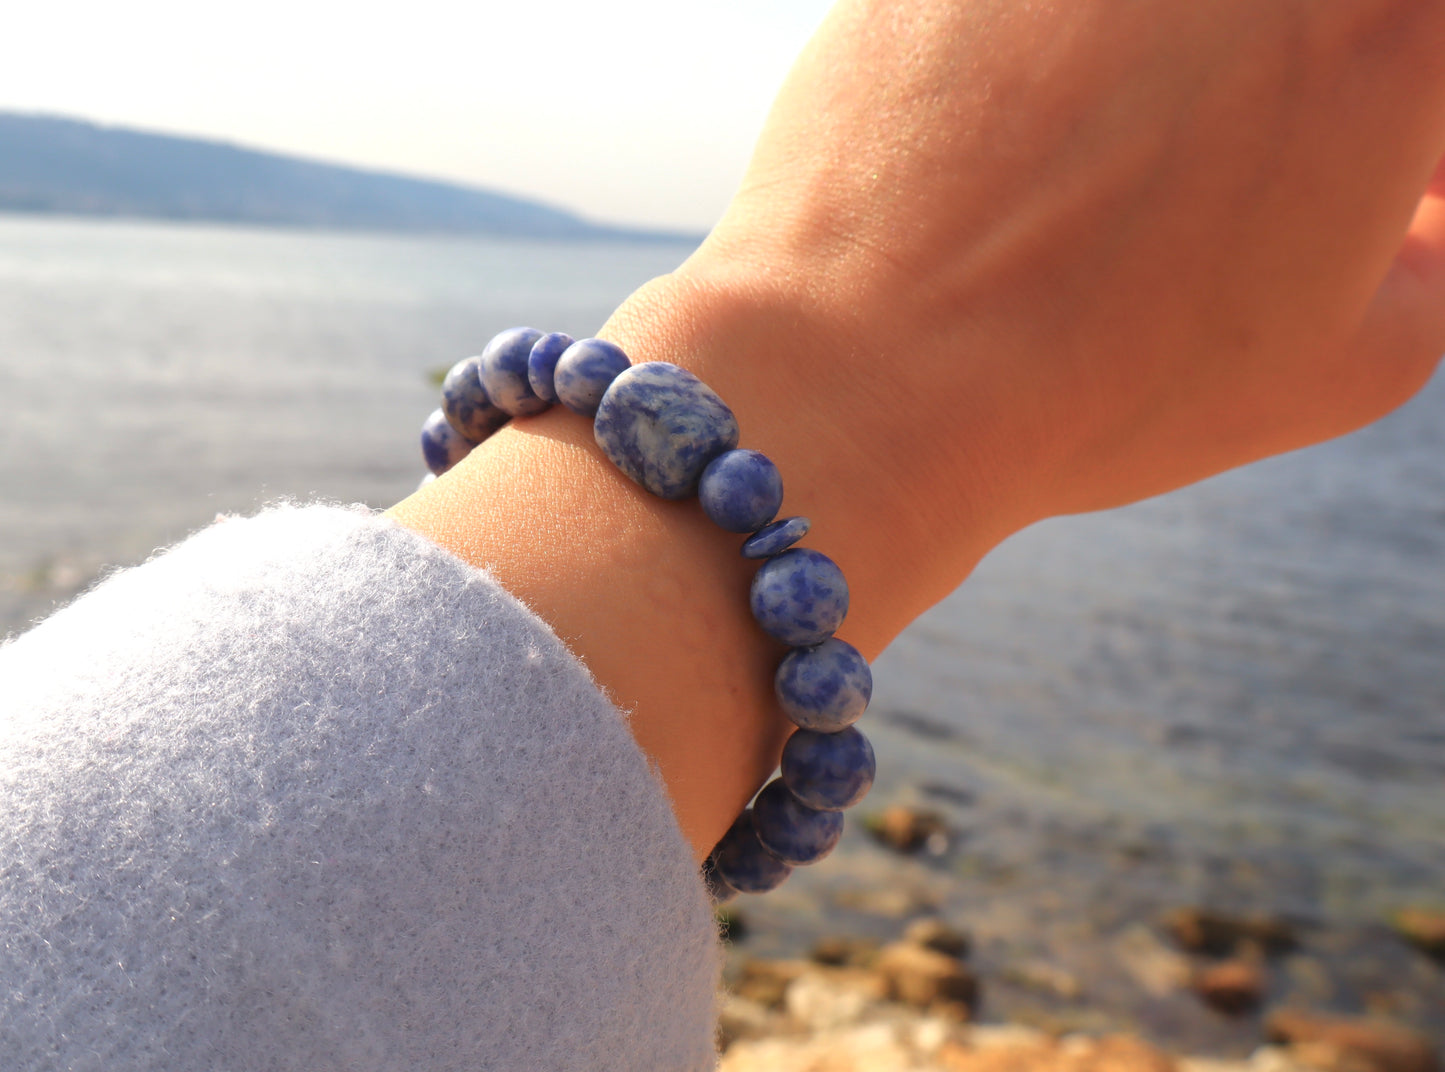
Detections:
749,547,850,647
712,810,793,894
441,355,511,444
478,327,550,417
781,726,876,811
699,449,784,534
593,362,740,499
526,331,574,404
751,779,845,865
741,516,811,559
420,407,472,475
775,637,872,731
555,338,632,417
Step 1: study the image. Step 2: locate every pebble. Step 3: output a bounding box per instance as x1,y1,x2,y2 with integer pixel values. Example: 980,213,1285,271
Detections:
874,941,979,1010
741,515,811,558
1163,907,1297,956
1391,907,1445,959
751,549,850,648
478,326,550,417
554,337,631,416
441,355,511,443
699,449,784,533
420,407,472,475
751,778,845,865
525,331,574,404
1192,959,1266,1015
1265,1010,1439,1072
862,804,951,856
903,918,971,961
593,362,739,498
782,725,876,810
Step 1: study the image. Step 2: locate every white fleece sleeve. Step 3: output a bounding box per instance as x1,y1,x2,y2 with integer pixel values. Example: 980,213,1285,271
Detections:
0,504,721,1071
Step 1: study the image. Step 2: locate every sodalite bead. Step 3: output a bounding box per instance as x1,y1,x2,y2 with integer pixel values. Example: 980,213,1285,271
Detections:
751,778,845,865
711,810,793,894
775,636,873,731
478,327,550,417
420,407,472,475
699,449,784,533
740,516,810,559
593,362,740,499
781,726,876,811
749,547,850,647
555,338,632,417
526,331,574,404
441,355,510,444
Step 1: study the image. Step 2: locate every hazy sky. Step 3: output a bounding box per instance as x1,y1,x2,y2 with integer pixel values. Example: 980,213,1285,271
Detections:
1,0,834,231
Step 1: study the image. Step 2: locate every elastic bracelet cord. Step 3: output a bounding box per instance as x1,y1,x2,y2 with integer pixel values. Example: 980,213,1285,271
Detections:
417,327,877,901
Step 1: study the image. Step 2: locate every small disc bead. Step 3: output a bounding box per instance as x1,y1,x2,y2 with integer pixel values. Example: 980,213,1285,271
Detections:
781,725,876,811
751,778,845,865
775,636,873,731
750,547,850,647
740,516,810,559
711,811,793,894
555,338,632,417
526,331,574,404
420,408,473,475
699,449,784,534
479,327,551,417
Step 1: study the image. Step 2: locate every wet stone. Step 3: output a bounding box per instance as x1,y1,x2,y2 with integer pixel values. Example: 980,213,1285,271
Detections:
593,362,740,499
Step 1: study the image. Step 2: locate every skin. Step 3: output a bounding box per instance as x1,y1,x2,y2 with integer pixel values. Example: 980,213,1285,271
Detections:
390,0,1445,861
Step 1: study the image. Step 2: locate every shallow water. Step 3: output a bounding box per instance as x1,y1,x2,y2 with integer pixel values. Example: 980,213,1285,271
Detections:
2,213,1441,1051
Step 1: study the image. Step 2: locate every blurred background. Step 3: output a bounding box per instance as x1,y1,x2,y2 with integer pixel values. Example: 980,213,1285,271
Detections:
1,0,1441,1061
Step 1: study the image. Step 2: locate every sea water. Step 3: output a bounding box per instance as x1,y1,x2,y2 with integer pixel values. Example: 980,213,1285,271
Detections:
1,213,1441,1050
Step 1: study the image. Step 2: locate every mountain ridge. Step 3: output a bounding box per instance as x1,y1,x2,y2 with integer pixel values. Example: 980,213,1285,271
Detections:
0,112,698,243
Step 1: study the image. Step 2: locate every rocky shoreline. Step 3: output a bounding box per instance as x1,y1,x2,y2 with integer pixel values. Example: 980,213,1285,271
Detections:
716,810,1445,1072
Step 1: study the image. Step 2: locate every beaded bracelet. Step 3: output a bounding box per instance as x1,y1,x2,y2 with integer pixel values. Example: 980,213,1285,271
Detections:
418,327,877,901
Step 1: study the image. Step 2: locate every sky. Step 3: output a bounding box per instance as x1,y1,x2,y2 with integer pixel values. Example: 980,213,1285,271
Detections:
0,0,834,232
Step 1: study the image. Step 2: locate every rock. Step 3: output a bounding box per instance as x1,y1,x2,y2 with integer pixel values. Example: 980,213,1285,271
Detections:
1193,959,1266,1015
1001,959,1085,1001
732,957,811,1009
875,941,979,1010
1390,907,1445,960
784,966,888,1031
1265,1010,1439,1072
811,935,882,968
904,917,971,960
719,1021,942,1072
1114,923,1195,997
1163,908,1297,956
716,994,787,1052
832,885,940,919
863,805,952,855
937,1031,1178,1072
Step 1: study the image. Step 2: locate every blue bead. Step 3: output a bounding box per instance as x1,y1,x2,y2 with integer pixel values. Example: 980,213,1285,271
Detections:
775,637,872,731
782,726,876,811
479,327,550,417
526,331,574,404
555,338,632,417
420,407,472,475
711,810,793,894
699,449,784,534
593,362,740,499
741,516,811,559
751,779,845,865
441,355,510,444
750,548,850,646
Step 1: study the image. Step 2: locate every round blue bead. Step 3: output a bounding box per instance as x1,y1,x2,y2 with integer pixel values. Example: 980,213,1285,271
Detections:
751,779,845,865
699,449,784,534
526,331,574,404
478,327,550,417
775,637,873,731
781,726,876,811
750,547,850,647
741,516,811,559
711,811,793,894
420,407,472,475
441,355,510,444
555,338,632,417
593,362,740,499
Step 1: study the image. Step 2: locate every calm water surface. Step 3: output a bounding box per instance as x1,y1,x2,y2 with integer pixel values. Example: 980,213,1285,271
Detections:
1,214,1441,1050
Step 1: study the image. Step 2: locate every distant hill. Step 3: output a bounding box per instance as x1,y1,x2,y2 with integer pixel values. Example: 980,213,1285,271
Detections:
0,112,695,242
